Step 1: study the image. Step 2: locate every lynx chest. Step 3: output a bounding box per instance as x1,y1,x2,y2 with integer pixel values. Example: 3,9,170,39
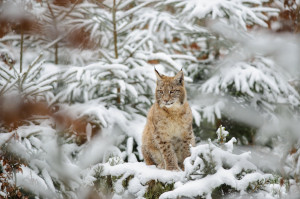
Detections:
154,109,191,140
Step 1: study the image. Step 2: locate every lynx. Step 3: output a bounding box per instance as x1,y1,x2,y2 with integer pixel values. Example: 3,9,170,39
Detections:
142,69,195,171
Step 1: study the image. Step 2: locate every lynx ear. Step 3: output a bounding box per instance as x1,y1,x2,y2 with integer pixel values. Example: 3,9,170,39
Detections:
174,70,184,85
154,68,162,81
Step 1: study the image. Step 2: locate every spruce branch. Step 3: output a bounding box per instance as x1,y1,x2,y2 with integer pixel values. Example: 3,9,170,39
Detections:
0,79,10,96
20,53,43,88
0,67,14,81
91,0,111,10
43,34,66,50
116,1,157,22
98,50,113,64
25,87,53,97
123,35,150,62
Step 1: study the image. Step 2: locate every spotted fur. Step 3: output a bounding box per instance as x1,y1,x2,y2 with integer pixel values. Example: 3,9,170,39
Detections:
142,69,195,171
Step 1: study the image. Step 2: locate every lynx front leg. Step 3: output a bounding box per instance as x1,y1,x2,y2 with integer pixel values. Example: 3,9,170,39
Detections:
177,135,195,170
142,144,165,169
142,145,155,166
181,141,191,170
156,138,180,171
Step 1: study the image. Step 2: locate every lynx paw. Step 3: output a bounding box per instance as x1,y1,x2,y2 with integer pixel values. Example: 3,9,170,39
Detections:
179,163,185,171
157,163,165,169
166,165,181,171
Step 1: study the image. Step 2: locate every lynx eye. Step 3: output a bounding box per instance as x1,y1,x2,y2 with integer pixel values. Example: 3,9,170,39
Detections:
158,90,163,94
169,90,175,94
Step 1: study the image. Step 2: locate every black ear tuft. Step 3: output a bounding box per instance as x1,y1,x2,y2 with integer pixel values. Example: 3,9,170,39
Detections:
174,70,184,85
154,68,162,81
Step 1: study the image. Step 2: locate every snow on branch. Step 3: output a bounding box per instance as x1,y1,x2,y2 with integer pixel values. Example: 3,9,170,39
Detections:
163,0,279,29
86,127,274,198
200,56,300,122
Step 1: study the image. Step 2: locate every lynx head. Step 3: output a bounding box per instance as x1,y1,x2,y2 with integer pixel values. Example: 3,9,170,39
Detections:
155,69,187,108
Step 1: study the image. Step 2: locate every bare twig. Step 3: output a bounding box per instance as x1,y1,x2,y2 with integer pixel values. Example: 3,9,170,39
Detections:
20,25,24,73
46,0,59,64
112,0,118,59
0,79,10,96
91,0,111,9
61,0,79,21
20,53,43,88
55,43,58,65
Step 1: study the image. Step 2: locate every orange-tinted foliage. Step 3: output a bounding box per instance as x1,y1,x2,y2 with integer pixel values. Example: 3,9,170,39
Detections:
265,0,300,33
53,0,83,7
197,54,209,61
148,60,160,64
66,27,97,49
14,18,42,35
0,1,96,50
0,17,41,38
290,147,297,155
0,19,11,38
53,113,101,145
0,150,29,199
190,42,201,50
0,97,101,145
172,37,181,43
0,97,101,197
0,98,50,131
